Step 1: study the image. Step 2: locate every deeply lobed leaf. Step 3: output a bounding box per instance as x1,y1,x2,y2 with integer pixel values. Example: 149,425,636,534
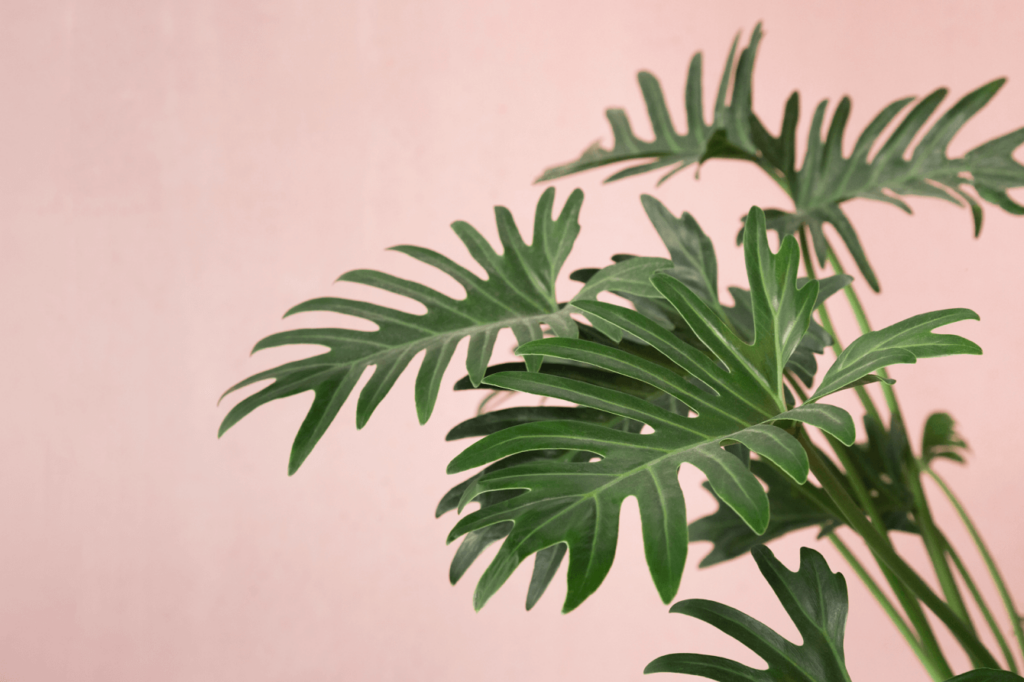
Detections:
646,546,853,682
443,208,854,612
536,26,764,185
219,189,670,474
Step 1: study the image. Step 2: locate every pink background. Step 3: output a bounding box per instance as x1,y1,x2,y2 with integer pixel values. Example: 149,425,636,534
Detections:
2,2,1023,680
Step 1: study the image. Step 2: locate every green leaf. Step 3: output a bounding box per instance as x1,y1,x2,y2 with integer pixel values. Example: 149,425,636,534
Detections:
921,411,969,466
754,80,1024,289
577,198,845,387
945,671,1024,682
646,546,852,682
535,26,1024,291
691,423,918,567
536,26,762,184
809,309,981,401
443,208,853,612
690,461,836,567
220,189,601,474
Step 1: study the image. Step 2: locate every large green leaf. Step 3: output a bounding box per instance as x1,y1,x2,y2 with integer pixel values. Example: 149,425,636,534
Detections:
690,417,921,567
580,196,849,387
219,189,671,474
444,207,856,612
536,26,764,185
646,545,853,682
440,403,649,610
534,26,1024,291
752,80,1024,290
809,309,981,401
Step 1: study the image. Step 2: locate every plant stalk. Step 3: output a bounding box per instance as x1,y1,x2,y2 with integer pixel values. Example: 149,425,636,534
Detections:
942,531,1020,673
802,431,1000,671
828,532,942,681
824,248,901,418
823,434,950,675
927,467,1024,666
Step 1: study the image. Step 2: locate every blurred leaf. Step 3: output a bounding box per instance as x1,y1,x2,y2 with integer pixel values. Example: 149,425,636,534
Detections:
537,26,763,184
921,411,969,466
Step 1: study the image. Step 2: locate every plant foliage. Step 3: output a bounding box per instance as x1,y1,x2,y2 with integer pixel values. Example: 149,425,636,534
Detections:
218,188,671,474
442,207,979,612
646,546,853,682
538,25,1024,291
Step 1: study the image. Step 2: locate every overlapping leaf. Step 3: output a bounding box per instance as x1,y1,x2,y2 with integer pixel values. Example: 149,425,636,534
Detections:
219,189,672,474
444,208,858,612
576,196,851,386
753,80,1024,290
690,417,920,567
536,25,764,185
534,26,1024,291
646,546,853,682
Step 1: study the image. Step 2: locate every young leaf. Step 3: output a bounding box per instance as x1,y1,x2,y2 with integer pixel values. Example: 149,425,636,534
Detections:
536,26,763,184
809,309,981,401
443,208,853,612
921,411,969,465
646,546,853,682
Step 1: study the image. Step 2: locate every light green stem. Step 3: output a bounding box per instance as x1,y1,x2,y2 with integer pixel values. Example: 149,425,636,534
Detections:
803,433,999,671
907,458,978,652
928,468,1024,666
824,248,900,418
942,532,1020,673
823,434,950,675
799,229,883,425
828,533,941,681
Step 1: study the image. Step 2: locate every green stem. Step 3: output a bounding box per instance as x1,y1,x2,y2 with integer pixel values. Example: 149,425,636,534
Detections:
906,458,978,654
942,531,1020,673
799,228,883,425
824,248,900,418
828,533,942,681
824,434,950,674
803,433,999,671
927,468,1024,666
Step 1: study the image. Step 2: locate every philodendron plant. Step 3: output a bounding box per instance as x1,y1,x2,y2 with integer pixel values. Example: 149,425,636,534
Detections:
220,24,1024,681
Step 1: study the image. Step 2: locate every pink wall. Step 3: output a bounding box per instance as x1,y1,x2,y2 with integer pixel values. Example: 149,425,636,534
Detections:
2,2,1023,680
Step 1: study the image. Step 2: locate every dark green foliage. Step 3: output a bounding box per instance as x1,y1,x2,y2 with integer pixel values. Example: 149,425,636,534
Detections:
646,546,853,682
442,209,865,612
690,417,921,567
921,411,969,466
537,26,765,185
218,189,670,474
536,26,1024,291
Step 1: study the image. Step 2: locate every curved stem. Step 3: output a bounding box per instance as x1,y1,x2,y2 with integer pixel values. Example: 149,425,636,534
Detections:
828,533,942,681
823,248,901,419
927,468,1024,666
907,458,978,653
803,432,999,671
799,228,883,425
823,434,949,674
941,531,1020,673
